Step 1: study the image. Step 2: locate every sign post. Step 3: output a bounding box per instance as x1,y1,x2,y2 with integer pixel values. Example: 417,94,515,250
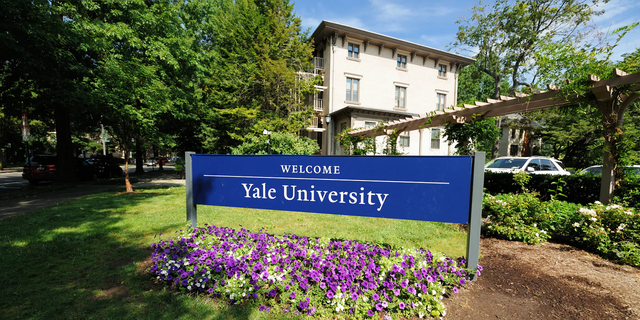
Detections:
185,153,484,272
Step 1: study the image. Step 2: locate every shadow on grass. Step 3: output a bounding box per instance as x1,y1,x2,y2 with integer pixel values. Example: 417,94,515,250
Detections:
0,188,279,320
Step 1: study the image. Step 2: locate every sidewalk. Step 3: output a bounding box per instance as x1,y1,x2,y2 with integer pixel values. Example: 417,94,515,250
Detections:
0,170,185,219
0,166,23,173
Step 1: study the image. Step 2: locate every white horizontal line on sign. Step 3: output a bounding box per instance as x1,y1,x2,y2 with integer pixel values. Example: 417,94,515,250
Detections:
203,174,449,185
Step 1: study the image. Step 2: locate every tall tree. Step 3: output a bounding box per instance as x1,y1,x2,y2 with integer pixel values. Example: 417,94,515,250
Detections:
452,0,606,98
535,24,640,203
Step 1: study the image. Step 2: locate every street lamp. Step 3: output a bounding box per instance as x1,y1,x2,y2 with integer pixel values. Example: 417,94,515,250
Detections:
324,115,331,155
263,129,272,154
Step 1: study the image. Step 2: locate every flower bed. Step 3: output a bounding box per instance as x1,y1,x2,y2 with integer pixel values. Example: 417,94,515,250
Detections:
150,225,480,318
483,194,640,266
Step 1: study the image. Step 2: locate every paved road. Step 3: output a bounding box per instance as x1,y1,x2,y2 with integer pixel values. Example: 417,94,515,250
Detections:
0,170,185,220
0,171,31,196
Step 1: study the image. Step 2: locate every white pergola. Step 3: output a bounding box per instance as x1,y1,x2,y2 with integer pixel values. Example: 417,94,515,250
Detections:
349,70,640,203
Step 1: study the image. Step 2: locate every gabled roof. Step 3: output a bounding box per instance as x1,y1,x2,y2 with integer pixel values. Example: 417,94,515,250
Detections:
310,20,474,66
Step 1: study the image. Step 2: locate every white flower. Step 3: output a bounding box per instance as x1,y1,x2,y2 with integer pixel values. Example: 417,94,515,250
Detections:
618,223,626,230
572,222,581,227
540,230,547,234
533,223,537,227
594,201,602,205
590,217,597,222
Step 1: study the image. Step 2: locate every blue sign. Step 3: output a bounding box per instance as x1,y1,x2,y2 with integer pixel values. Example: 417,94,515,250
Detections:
191,155,473,224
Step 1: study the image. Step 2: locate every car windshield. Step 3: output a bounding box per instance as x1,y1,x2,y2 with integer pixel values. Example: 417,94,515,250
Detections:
487,158,527,169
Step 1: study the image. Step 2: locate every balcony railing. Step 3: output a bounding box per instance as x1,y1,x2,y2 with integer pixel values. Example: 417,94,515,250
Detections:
314,99,323,112
310,117,319,128
313,57,324,74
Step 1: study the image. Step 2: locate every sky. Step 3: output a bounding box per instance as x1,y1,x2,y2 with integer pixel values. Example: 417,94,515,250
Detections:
293,0,640,63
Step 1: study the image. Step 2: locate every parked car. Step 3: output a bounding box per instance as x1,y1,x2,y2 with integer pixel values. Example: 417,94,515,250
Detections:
23,155,98,184
86,156,124,178
579,165,640,176
146,159,157,166
485,156,570,176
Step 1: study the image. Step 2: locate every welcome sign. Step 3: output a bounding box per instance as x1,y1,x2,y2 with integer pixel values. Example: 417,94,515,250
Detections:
191,155,473,224
185,152,484,272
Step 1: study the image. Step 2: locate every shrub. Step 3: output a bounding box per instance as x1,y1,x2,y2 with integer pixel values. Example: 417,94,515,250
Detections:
483,194,640,267
231,132,319,155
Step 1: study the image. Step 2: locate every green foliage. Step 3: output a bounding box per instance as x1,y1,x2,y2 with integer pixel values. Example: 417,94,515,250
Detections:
443,115,500,155
483,194,640,266
336,124,404,155
512,171,532,193
230,132,319,155
452,0,604,97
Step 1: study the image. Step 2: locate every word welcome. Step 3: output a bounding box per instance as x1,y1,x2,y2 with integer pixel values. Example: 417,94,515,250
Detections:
241,183,389,211
280,165,341,175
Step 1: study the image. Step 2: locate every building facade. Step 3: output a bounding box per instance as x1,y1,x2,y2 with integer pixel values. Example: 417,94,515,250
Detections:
304,21,474,155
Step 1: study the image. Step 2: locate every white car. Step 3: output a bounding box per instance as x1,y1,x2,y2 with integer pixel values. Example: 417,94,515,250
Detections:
485,156,570,176
580,165,640,176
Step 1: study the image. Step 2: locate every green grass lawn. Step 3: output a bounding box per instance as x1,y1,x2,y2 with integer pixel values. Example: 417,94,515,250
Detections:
0,186,468,320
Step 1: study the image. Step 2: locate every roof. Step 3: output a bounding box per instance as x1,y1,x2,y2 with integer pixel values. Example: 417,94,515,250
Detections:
328,106,419,119
310,21,475,66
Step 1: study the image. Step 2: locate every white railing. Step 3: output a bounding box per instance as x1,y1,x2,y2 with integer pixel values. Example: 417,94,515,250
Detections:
314,57,324,70
314,99,323,111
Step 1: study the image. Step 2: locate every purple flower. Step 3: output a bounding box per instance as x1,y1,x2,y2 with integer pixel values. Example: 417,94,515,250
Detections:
290,292,296,299
407,286,416,295
459,278,467,286
327,290,334,298
393,288,400,296
367,310,374,317
285,284,290,290
453,287,459,294
208,288,214,294
259,305,266,311
376,303,383,311
372,293,379,301
399,302,405,309
426,275,434,283
307,306,316,315
400,279,409,288
351,292,358,301
319,282,326,289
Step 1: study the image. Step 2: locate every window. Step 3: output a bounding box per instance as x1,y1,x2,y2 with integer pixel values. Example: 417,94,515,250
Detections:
539,159,558,171
346,78,359,102
395,86,406,109
397,54,407,69
348,43,359,59
340,122,347,132
519,129,524,139
509,144,519,156
431,129,440,149
399,131,410,147
365,121,376,128
527,159,541,171
436,93,446,111
438,64,447,77
510,129,516,139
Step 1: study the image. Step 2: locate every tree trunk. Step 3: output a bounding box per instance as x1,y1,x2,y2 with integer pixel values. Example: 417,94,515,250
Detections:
54,104,77,182
135,137,145,174
599,106,620,204
123,145,134,193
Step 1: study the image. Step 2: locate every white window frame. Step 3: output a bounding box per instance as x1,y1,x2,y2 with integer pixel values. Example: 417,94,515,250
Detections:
431,128,441,149
348,43,360,59
397,54,407,69
395,86,407,110
399,131,410,147
436,93,446,111
346,77,360,102
438,64,447,78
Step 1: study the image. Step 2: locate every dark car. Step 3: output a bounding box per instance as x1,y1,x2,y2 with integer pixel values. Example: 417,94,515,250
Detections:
87,157,124,178
22,155,98,184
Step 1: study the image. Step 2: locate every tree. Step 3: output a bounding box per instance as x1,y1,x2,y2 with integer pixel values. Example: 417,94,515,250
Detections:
444,116,501,155
535,24,640,203
199,0,315,153
452,0,606,98
230,132,319,155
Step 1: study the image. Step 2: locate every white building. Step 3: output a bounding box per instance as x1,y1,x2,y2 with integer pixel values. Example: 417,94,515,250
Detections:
304,21,474,155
